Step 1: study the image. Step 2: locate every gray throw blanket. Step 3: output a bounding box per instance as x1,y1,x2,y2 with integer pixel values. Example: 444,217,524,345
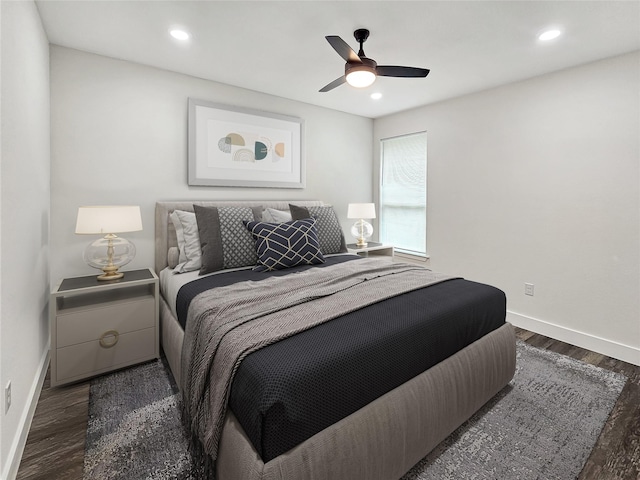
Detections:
181,258,457,470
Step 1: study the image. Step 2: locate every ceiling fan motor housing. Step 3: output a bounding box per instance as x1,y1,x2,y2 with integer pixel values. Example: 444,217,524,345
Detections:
345,56,377,74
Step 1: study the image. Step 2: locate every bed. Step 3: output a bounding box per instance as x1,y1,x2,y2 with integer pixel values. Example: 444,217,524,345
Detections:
155,200,516,480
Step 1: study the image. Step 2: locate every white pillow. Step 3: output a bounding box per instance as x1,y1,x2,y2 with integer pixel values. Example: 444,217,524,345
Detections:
170,211,187,264
261,208,293,223
170,210,201,273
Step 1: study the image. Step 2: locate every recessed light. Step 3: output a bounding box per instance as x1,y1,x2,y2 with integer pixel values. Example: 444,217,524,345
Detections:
370,92,382,100
169,29,190,41
538,29,561,41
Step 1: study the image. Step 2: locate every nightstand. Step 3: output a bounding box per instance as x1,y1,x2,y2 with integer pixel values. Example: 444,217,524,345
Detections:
347,242,394,259
49,268,159,387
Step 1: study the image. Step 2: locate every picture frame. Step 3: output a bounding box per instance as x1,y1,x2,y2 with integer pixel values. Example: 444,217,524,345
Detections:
188,98,305,188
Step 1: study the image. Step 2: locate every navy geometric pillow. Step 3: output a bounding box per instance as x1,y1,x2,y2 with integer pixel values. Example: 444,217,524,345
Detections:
244,218,325,272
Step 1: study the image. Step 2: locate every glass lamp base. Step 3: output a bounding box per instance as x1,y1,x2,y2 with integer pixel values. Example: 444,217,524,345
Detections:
83,234,135,281
96,266,124,281
350,219,373,247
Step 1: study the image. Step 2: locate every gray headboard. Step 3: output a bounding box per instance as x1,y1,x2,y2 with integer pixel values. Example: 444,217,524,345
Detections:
154,200,324,274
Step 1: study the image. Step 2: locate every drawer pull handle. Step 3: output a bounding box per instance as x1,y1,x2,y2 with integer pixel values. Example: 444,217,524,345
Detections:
99,330,119,348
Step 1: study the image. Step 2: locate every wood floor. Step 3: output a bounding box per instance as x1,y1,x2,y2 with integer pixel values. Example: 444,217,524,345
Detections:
16,328,640,480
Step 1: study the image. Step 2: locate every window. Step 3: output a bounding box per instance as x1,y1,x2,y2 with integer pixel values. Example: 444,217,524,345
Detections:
379,132,427,256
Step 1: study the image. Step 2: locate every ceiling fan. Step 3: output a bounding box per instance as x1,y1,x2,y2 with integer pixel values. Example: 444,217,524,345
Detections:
319,28,430,93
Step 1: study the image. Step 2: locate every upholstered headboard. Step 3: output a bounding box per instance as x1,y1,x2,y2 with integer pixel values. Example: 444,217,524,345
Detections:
154,200,324,274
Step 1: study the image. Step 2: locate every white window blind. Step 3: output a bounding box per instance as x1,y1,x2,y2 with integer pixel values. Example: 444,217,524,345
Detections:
379,132,427,256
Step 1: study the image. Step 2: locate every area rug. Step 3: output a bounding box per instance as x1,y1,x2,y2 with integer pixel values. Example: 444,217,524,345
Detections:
83,341,626,480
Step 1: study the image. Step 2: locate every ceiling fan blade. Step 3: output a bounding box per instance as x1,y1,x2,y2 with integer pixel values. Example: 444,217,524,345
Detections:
325,36,362,63
319,76,347,92
377,66,430,78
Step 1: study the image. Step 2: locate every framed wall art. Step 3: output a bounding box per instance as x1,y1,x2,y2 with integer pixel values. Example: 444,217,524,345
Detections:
188,98,305,188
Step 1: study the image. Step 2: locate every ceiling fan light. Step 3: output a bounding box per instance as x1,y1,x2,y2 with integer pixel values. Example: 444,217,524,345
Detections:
346,68,376,88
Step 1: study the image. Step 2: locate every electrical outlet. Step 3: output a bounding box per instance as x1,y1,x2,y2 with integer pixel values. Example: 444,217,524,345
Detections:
525,283,534,296
5,381,11,414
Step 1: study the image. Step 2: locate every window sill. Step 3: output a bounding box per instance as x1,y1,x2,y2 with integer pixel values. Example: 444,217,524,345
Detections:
394,251,430,264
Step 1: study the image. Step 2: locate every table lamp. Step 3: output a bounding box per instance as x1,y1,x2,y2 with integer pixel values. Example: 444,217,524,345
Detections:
75,206,143,281
347,203,376,247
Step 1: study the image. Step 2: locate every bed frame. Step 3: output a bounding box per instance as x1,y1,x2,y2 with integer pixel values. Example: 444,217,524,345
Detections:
155,200,516,480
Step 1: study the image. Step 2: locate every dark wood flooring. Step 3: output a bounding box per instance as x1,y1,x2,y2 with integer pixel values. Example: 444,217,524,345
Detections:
16,328,640,480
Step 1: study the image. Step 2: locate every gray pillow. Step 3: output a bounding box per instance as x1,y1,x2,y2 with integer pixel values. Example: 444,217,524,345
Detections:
289,204,347,254
194,205,258,275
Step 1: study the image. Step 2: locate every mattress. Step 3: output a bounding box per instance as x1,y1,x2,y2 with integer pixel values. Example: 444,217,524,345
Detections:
159,263,252,319
165,255,507,462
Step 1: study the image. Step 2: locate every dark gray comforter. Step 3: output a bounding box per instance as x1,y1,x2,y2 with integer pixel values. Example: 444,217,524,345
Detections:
178,256,506,463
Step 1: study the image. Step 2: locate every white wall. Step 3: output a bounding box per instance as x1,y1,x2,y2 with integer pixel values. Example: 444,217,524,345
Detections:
0,1,51,478
50,46,373,283
374,51,640,365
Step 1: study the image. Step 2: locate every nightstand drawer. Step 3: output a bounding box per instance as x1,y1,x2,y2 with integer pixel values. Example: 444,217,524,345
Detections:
56,327,156,381
56,296,155,348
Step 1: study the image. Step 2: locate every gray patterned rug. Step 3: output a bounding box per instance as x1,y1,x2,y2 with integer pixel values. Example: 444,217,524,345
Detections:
83,341,626,480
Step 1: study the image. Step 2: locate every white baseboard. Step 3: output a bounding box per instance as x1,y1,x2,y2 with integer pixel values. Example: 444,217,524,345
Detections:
2,349,50,480
507,310,640,366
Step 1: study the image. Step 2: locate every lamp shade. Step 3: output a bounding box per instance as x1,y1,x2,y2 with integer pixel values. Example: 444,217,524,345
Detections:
75,206,142,235
347,203,376,219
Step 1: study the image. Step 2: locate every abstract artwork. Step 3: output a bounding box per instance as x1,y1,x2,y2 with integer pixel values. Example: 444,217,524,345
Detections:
188,99,304,188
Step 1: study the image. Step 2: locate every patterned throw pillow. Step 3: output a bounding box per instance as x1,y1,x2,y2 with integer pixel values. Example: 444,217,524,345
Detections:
289,204,347,254
194,205,258,275
244,219,325,272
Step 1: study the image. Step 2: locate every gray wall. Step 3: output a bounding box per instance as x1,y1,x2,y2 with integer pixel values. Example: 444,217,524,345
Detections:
374,51,640,364
1,1,51,478
50,46,373,282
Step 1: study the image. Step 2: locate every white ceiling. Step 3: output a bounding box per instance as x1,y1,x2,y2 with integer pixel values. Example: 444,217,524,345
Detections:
36,0,640,119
